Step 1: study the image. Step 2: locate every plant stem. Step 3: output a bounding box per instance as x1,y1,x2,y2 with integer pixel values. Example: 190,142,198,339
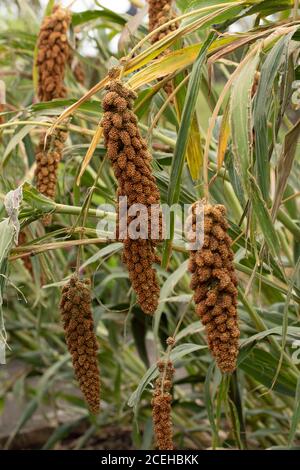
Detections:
54,203,115,219
0,120,95,137
294,0,299,21
76,153,108,273
10,237,111,260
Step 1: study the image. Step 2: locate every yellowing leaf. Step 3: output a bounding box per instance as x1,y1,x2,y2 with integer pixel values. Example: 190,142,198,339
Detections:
217,101,230,169
186,116,203,180
47,76,108,136
127,44,201,89
76,124,103,185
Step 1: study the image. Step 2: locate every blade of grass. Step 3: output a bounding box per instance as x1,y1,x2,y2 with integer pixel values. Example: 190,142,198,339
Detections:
161,31,217,268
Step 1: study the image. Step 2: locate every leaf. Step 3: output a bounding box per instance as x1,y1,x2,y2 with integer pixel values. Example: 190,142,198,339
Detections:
162,32,216,267
22,182,56,212
160,293,193,303
72,9,126,27
272,119,300,219
47,76,109,136
131,306,150,368
288,376,300,447
128,343,205,416
118,5,147,53
239,348,296,397
76,123,103,185
254,32,294,200
247,0,293,16
5,354,70,448
241,326,300,349
186,115,203,180
42,419,83,449
0,218,15,364
168,33,216,206
217,101,231,170
154,260,189,340
204,363,220,446
175,321,205,342
80,242,122,269
127,44,201,88
248,174,281,257
230,49,260,185
1,124,36,168
45,0,55,16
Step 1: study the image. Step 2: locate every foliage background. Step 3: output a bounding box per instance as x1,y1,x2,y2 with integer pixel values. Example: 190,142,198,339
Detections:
0,0,299,450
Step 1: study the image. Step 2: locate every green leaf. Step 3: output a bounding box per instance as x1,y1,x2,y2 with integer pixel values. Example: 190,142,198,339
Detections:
5,354,70,449
288,376,300,447
154,260,189,341
80,242,122,269
239,348,296,397
1,124,35,168
204,363,220,447
131,306,150,368
230,50,260,186
166,32,216,206
241,326,300,348
162,32,216,267
45,0,55,16
248,174,281,257
72,9,126,27
22,182,56,212
254,32,294,200
128,343,206,416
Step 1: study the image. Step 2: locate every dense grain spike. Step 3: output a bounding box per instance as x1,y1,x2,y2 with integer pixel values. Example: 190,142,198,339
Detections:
36,5,71,102
35,128,68,225
35,5,71,224
188,203,240,373
148,0,178,43
101,75,161,315
60,275,100,414
152,360,175,450
148,0,178,96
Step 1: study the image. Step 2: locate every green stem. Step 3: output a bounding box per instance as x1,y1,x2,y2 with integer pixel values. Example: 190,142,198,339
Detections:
277,209,300,241
54,203,115,219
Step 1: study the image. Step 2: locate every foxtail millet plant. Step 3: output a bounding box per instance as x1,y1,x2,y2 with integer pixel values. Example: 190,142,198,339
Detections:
188,203,240,373
152,360,175,450
60,275,100,414
101,74,161,315
148,0,177,43
35,128,68,225
35,5,71,224
148,0,178,97
36,5,71,102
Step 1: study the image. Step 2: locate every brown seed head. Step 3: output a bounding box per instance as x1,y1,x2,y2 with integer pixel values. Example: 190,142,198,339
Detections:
101,79,161,315
152,360,174,450
188,203,239,373
59,275,100,413
148,0,178,97
36,5,71,102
